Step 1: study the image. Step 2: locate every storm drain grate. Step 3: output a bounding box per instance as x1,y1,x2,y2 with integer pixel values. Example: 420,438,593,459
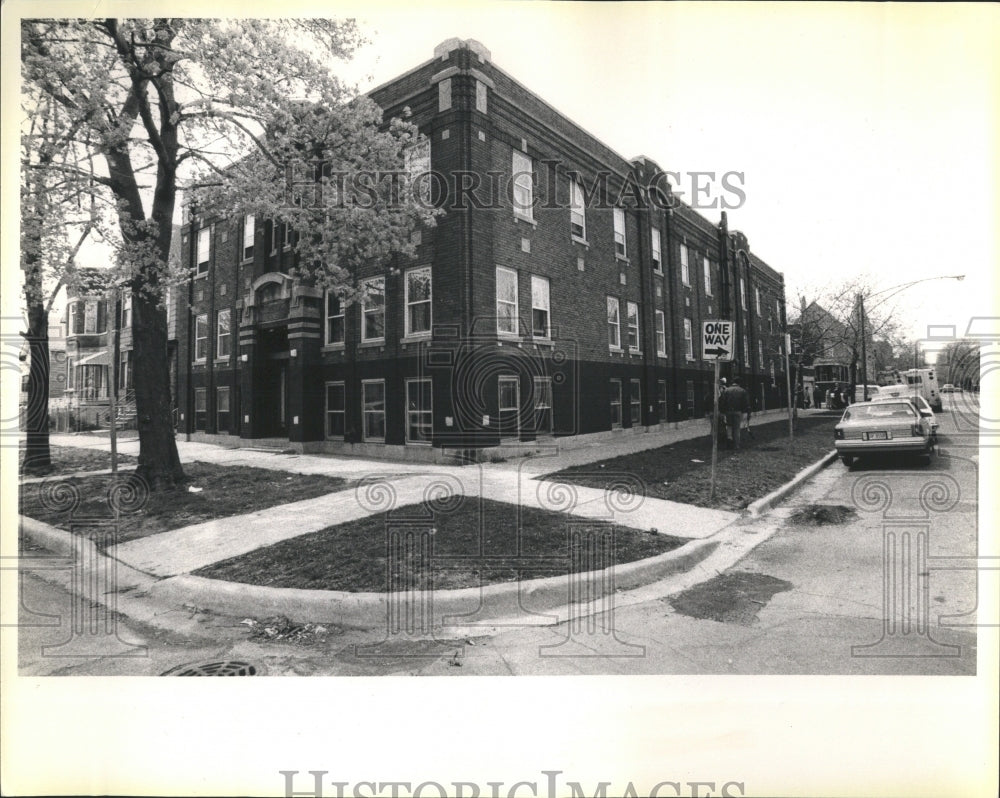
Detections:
161,660,259,676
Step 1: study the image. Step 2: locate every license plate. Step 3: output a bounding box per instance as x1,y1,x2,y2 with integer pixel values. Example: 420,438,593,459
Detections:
864,431,890,441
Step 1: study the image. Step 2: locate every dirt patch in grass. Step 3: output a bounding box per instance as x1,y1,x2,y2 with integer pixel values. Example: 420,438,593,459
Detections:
787,504,857,526
669,570,793,625
547,415,838,511
19,444,138,477
18,463,348,543
194,497,686,591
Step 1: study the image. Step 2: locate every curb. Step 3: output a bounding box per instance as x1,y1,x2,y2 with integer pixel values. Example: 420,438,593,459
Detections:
745,449,838,517
18,514,719,629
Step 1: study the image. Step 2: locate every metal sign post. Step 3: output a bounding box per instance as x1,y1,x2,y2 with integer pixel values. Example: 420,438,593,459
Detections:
784,332,794,442
702,320,733,503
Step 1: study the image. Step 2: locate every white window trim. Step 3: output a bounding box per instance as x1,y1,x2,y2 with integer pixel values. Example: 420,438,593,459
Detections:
683,317,694,360
216,309,231,360
703,257,713,296
570,179,587,242
607,296,621,351
361,379,386,443
194,314,208,363
325,381,346,440
651,227,662,272
324,291,345,347
496,266,519,337
530,274,551,340
613,207,627,259
242,214,255,262
404,266,433,339
655,310,667,356
361,276,386,343
680,244,690,286
405,377,433,445
626,301,641,352
196,227,210,276
512,150,534,222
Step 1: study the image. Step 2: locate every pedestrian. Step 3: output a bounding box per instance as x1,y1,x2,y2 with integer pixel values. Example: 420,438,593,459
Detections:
719,377,751,449
813,385,823,409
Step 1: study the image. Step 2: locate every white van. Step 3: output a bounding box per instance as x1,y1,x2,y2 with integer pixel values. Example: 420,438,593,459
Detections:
854,385,880,402
880,369,943,412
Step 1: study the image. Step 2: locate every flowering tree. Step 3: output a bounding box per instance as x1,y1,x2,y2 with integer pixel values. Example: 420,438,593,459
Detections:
21,18,434,488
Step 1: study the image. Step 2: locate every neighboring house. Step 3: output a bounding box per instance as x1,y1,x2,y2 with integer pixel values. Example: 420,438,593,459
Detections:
789,299,853,402
175,38,790,461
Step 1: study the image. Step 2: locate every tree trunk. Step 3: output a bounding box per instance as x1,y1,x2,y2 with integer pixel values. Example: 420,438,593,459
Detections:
130,285,184,489
22,299,52,475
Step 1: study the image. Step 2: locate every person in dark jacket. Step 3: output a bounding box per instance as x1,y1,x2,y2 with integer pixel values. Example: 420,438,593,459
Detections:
719,377,751,449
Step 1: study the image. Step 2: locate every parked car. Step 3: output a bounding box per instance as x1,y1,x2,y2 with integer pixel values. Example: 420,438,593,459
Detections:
834,400,934,467
872,393,939,442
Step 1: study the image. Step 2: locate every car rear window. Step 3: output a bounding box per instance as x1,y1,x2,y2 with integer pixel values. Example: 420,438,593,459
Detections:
844,403,916,421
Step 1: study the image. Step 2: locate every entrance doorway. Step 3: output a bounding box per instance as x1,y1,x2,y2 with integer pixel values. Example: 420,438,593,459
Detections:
256,326,289,437
498,375,520,440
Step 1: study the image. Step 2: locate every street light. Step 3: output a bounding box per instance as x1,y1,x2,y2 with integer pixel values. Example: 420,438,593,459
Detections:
858,274,965,401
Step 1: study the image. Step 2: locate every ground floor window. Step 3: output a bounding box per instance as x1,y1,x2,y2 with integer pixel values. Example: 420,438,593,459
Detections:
194,387,207,431
326,381,345,439
216,386,230,433
362,380,386,442
610,378,622,428
406,378,432,444
533,376,552,435
630,378,641,425
657,380,667,421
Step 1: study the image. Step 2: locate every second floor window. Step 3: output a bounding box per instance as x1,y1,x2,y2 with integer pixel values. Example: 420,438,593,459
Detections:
651,228,662,271
683,317,693,358
570,180,586,240
361,277,385,341
325,292,344,345
531,275,550,338
655,310,667,356
613,207,627,258
704,257,712,296
512,150,533,220
680,244,690,285
755,287,761,315
607,296,621,349
195,314,208,361
242,215,255,260
496,266,519,335
121,295,132,329
405,267,432,336
626,301,640,350
216,309,231,359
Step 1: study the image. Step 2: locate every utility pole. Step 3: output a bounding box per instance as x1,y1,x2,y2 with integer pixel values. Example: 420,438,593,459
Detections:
859,292,869,401
784,333,793,441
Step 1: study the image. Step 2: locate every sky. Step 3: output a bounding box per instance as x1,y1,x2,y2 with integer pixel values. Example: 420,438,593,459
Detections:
327,2,997,357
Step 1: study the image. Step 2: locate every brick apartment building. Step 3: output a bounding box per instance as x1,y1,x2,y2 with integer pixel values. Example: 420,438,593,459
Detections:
175,38,789,461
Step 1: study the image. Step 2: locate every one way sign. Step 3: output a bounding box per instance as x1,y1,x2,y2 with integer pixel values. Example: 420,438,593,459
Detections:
702,320,734,361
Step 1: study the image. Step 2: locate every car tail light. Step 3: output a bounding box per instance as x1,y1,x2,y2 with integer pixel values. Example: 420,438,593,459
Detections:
912,423,923,437
835,427,844,439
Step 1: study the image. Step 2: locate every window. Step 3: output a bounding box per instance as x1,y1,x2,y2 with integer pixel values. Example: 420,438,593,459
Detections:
405,267,432,336
630,379,641,425
570,180,586,240
740,277,747,310
196,227,210,274
216,309,231,359
657,380,667,421
755,287,761,315
533,376,552,435
613,207,627,258
743,334,749,364
118,350,132,391
607,296,621,349
270,219,279,254
194,388,207,431
362,380,386,441
475,80,488,113
406,378,432,444
512,150,533,220
70,302,84,335
680,244,690,285
361,277,385,341
217,386,231,432
84,301,97,334
610,379,622,428
759,340,765,370
704,257,712,296
438,77,452,112
496,266,519,335
683,317,694,358
531,275,550,338
651,227,662,271
194,314,208,361
325,292,345,345
284,222,293,249
776,299,781,324
498,376,520,439
626,301,640,350
325,382,345,438
242,215,255,260
121,295,132,329
405,139,432,206
655,310,667,356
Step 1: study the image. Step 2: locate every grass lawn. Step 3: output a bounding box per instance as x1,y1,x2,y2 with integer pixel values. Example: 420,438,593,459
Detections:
19,443,138,477
19,463,348,543
546,413,839,511
194,497,686,591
